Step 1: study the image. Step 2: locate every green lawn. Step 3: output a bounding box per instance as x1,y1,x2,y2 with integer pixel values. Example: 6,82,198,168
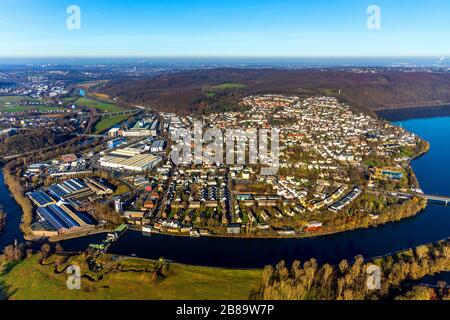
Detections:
0,96,40,107
0,254,261,300
204,83,248,97
1,105,64,113
94,114,129,134
209,83,248,90
0,96,64,113
76,97,123,113
0,96,25,106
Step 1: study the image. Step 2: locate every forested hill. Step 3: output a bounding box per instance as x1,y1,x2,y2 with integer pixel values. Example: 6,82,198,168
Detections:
0,131,74,157
98,68,450,115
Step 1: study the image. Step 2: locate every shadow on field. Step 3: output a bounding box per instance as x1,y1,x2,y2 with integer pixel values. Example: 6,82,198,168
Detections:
0,262,20,300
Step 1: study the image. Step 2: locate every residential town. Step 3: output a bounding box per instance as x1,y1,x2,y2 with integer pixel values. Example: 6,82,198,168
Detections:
12,93,426,240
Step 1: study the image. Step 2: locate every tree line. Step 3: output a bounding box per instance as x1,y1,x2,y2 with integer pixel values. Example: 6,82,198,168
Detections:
0,130,74,157
251,240,450,300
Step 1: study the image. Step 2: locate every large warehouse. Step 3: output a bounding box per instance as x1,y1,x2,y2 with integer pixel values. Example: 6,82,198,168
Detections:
47,178,90,200
28,191,56,207
99,154,162,172
36,203,95,234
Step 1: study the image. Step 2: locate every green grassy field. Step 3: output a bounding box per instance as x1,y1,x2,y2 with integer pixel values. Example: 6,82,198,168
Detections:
76,97,123,113
0,96,38,107
1,105,64,113
0,96,64,113
0,96,25,106
0,96,40,107
205,92,216,98
203,83,248,97
0,254,261,300
94,114,129,134
209,83,248,90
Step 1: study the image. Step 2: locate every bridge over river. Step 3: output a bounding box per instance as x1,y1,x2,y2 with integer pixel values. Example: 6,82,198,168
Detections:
372,189,450,206
412,194,450,205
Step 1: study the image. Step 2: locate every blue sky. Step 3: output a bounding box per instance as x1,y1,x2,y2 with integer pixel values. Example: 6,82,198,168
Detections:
0,0,449,57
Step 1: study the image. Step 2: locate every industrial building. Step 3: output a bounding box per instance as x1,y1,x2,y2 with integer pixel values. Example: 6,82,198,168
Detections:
108,137,126,149
121,117,159,137
28,177,114,236
28,191,56,207
111,147,142,157
47,178,91,201
84,177,114,195
36,202,95,234
100,154,162,172
108,127,121,137
150,140,166,152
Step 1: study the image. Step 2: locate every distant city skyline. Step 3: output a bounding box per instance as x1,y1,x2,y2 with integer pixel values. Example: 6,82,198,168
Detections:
1,0,450,57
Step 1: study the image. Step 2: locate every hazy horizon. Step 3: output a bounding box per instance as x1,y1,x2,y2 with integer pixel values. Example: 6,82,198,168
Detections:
0,56,448,68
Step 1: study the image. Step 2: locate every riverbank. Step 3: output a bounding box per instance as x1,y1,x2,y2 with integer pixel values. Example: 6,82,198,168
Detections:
2,164,34,236
0,212,5,234
0,171,25,250
0,253,261,300
2,237,449,300
255,238,450,300
24,226,112,242
140,196,427,241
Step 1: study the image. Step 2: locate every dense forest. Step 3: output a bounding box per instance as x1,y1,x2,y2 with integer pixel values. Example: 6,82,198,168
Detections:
0,130,74,157
252,240,450,300
99,68,450,114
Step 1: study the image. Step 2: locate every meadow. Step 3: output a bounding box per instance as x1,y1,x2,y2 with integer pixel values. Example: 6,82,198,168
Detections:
76,97,123,113
0,254,261,300
94,114,129,134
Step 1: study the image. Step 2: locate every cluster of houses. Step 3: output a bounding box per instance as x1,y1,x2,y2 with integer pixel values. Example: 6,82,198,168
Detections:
137,94,420,237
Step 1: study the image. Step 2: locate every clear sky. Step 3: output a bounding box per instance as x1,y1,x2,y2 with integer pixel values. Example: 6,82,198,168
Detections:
0,0,449,57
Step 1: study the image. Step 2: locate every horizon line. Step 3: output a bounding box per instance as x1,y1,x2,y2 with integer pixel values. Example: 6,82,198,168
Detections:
0,55,447,60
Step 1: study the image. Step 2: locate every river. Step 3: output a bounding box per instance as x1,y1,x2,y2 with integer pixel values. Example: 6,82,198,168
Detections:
0,173,25,249
1,110,450,268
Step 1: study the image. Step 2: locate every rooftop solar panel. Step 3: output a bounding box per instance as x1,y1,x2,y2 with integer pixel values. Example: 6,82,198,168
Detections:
63,179,87,192
73,178,87,188
48,185,69,199
62,180,77,192
37,207,67,231
30,191,55,207
47,204,80,229
56,183,72,194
